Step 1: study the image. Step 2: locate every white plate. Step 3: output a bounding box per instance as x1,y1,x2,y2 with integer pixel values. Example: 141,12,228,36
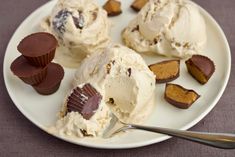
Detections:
3,0,231,149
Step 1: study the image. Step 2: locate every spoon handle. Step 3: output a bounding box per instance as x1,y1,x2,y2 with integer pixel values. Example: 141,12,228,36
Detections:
127,124,235,149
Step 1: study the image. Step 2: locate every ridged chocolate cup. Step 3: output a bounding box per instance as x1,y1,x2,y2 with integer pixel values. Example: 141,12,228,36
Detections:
66,83,102,120
10,55,48,85
17,32,57,67
34,81,62,95
24,49,56,67
33,63,64,95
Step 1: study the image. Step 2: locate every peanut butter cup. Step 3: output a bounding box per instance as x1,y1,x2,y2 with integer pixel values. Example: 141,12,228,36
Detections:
66,83,102,120
165,83,200,109
131,0,148,12
33,63,64,95
17,32,57,67
10,55,47,85
149,60,180,83
103,0,122,16
185,55,215,84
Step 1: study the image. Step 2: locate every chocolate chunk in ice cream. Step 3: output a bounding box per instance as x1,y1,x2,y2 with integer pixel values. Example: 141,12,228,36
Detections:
72,11,85,29
53,9,72,34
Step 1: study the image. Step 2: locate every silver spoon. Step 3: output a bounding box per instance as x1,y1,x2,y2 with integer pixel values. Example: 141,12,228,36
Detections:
103,115,235,149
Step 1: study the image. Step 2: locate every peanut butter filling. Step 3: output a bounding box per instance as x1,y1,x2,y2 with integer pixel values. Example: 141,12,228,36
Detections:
103,0,122,16
165,84,199,104
149,60,180,83
186,63,207,84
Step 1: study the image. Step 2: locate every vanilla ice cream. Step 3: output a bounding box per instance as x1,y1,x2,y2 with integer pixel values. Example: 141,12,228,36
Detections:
74,44,156,124
122,0,207,58
50,44,156,138
41,0,111,68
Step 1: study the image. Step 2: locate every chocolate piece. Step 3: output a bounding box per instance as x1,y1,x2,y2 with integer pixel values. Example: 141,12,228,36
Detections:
17,32,57,67
131,25,139,32
33,63,64,95
185,55,215,84
131,0,148,12
10,55,47,85
108,98,114,104
92,11,98,21
53,9,72,34
106,63,112,74
103,0,122,17
127,68,132,77
149,60,180,83
80,129,92,136
73,11,85,29
164,83,200,109
66,83,102,120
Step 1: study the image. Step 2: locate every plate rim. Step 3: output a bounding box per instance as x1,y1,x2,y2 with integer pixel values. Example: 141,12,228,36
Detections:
3,0,231,149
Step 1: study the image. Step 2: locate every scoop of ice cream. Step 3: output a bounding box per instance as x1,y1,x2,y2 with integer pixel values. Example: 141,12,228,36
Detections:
122,0,207,58
49,44,156,138
74,44,156,123
41,0,111,68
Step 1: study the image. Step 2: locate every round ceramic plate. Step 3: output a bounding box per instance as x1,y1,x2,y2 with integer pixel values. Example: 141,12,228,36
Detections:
3,0,231,149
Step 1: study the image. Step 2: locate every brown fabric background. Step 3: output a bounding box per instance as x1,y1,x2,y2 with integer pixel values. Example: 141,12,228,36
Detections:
0,0,235,156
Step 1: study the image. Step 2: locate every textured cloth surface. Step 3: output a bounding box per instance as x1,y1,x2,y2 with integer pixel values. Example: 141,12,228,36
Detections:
0,0,235,156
